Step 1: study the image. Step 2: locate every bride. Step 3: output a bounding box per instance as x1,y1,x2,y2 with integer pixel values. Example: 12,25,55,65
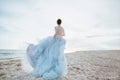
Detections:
26,19,67,80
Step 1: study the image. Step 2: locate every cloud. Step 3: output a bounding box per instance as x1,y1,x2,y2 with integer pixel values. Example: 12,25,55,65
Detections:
0,26,11,34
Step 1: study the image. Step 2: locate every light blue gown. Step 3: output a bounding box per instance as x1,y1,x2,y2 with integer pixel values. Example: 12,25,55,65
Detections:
26,35,67,80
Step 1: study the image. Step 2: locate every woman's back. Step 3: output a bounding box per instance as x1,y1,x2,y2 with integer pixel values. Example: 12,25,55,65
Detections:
54,26,65,36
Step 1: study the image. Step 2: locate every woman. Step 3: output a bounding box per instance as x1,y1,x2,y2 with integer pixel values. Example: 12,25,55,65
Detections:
26,19,67,80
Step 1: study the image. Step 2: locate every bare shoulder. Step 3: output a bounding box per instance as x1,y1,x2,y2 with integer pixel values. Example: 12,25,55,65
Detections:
55,26,64,30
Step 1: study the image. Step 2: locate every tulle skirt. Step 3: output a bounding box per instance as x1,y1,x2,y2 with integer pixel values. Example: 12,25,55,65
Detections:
26,36,67,80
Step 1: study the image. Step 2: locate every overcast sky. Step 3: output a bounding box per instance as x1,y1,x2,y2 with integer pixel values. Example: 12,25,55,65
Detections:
0,0,120,52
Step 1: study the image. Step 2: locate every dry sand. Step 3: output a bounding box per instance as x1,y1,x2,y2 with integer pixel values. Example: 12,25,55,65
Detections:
0,50,120,80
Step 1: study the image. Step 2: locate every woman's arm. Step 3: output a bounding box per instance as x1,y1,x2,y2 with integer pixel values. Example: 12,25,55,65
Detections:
62,27,65,36
54,27,57,37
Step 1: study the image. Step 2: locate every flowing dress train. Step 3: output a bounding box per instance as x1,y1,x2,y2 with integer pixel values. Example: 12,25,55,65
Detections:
26,36,67,80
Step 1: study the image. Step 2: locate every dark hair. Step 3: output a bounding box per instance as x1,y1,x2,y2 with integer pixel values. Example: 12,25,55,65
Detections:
57,19,62,25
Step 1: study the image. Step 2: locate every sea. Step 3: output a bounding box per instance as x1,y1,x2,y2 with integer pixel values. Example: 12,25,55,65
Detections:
0,49,26,61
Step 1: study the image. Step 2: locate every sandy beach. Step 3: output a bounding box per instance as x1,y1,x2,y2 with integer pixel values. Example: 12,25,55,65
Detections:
0,50,120,80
